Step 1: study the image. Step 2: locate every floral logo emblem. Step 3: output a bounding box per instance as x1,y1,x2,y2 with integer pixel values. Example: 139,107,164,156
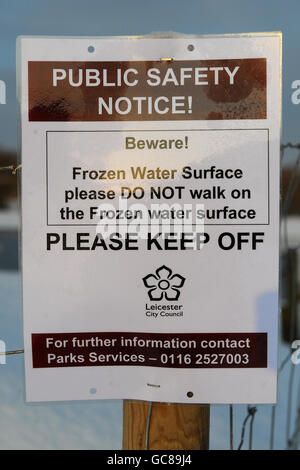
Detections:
143,265,185,301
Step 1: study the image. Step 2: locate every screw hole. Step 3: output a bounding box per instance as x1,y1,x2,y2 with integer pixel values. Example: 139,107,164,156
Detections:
88,45,95,53
187,391,194,398
187,44,194,52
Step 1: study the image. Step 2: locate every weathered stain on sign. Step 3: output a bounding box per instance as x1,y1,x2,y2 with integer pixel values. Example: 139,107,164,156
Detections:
28,59,266,121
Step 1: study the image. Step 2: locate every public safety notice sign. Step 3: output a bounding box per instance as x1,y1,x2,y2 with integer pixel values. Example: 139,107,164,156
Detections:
19,34,281,403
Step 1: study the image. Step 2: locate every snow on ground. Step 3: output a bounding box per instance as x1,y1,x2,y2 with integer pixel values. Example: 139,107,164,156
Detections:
0,214,299,448
0,270,122,450
0,270,299,449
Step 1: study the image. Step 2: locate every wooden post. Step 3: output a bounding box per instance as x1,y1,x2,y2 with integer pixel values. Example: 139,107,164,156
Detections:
123,400,210,450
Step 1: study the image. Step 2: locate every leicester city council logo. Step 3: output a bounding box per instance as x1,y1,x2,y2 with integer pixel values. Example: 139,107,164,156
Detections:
143,265,186,301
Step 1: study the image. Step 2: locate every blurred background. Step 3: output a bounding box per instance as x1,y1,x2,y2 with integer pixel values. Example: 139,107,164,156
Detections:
0,0,300,450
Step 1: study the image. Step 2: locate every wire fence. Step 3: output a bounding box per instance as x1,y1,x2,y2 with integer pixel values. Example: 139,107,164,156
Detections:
0,142,299,450
0,164,21,174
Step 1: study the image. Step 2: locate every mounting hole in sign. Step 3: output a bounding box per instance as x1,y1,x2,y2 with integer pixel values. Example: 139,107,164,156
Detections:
187,44,195,51
187,391,194,398
88,45,95,53
90,387,97,394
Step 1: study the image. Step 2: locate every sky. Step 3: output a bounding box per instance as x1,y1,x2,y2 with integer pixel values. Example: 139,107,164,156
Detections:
0,0,300,157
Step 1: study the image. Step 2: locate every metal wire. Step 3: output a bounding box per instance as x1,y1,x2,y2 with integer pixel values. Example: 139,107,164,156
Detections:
237,409,251,450
145,401,153,450
249,407,257,450
0,164,21,174
0,349,24,355
281,143,300,150
279,351,292,373
237,406,257,450
270,405,276,450
289,418,300,449
286,363,296,448
229,405,233,450
270,348,292,450
288,377,300,449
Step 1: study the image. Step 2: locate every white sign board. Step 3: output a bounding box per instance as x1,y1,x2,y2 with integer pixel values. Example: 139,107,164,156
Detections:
19,34,281,403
